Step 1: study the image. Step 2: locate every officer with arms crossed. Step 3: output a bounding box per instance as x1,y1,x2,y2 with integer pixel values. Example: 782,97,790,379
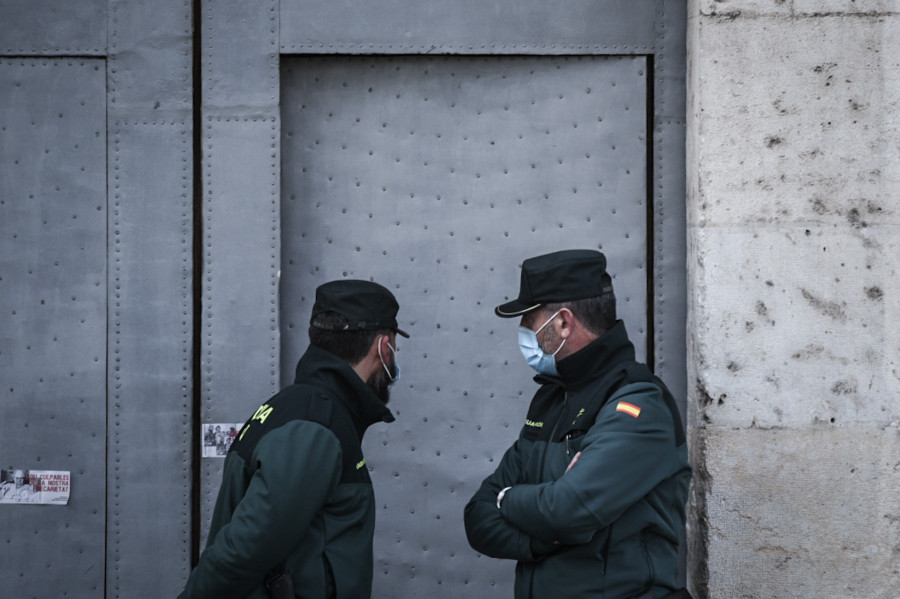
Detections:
464,249,692,599
180,279,407,599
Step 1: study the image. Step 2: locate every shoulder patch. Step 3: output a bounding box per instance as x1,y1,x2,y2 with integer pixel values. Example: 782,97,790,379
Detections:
616,401,642,418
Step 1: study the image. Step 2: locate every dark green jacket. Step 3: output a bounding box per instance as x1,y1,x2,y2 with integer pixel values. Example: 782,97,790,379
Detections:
179,345,394,599
464,321,691,599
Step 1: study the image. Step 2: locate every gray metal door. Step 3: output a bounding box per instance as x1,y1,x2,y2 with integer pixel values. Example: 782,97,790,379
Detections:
203,1,685,597
1,2,193,597
1,1,683,598
280,54,649,594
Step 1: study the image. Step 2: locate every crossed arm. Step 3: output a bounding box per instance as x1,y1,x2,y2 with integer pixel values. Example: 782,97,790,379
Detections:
464,383,680,558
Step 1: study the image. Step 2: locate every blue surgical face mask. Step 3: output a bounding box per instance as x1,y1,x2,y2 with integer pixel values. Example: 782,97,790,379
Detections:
518,310,566,376
378,338,400,384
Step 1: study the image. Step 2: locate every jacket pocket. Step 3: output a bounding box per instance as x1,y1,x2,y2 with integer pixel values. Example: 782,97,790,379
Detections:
591,525,612,576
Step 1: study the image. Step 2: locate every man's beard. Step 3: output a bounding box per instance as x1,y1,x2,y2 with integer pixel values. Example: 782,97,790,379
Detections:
367,360,396,405
540,321,565,357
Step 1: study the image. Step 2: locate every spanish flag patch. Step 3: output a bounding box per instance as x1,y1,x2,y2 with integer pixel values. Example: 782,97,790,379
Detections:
616,401,642,418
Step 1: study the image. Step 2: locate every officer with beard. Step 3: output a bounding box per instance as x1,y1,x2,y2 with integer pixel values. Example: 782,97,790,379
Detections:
180,279,406,599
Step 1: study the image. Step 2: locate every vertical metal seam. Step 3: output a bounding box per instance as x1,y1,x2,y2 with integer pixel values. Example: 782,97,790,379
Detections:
107,0,117,591
191,0,204,568
109,122,120,597
199,0,216,553
653,0,665,375
645,51,656,370
179,119,192,571
270,118,279,389
269,0,280,391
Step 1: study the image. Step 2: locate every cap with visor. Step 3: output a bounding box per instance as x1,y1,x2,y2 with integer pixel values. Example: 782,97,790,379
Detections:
495,249,614,318
311,279,409,337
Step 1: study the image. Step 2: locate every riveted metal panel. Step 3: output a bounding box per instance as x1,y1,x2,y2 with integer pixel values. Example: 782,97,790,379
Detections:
0,58,107,598
107,119,194,598
651,0,687,411
280,54,648,597
2,1,194,596
108,0,194,112
0,0,106,55
655,0,687,122
654,113,687,394
280,0,657,54
204,0,280,109
200,115,282,548
199,0,283,553
105,1,195,596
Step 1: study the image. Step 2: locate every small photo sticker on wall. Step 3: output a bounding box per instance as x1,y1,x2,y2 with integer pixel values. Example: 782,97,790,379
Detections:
202,423,244,458
1,468,70,505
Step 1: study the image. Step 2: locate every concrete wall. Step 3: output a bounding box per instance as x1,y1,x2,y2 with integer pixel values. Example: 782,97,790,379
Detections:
686,1,900,597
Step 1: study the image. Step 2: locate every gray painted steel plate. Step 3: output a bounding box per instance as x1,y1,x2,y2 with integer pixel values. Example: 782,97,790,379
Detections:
0,58,107,598
107,120,194,598
280,54,648,596
280,0,657,54
0,0,107,55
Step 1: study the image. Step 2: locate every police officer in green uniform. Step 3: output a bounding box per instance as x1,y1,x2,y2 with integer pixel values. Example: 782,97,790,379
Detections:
180,279,407,599
464,250,692,599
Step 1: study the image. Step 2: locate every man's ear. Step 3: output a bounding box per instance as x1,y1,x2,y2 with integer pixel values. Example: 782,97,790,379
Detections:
557,308,576,338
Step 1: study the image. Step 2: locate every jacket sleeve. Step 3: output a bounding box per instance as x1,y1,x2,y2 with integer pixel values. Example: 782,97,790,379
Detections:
463,437,558,562
179,421,342,599
499,382,684,542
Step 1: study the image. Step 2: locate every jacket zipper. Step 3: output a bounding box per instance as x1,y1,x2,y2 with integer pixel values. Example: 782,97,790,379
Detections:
539,391,567,481
531,391,567,599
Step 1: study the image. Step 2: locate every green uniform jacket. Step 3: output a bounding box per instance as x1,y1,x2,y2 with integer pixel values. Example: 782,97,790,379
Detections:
464,321,691,599
179,345,394,599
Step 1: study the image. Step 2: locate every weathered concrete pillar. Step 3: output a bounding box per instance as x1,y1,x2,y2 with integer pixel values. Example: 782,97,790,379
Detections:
687,2,900,597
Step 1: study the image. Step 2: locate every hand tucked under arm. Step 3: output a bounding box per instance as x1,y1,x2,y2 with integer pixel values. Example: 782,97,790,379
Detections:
500,384,683,543
464,439,560,562
179,423,341,599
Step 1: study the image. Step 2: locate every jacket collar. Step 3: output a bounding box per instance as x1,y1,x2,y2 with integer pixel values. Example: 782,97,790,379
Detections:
535,320,636,391
294,345,396,434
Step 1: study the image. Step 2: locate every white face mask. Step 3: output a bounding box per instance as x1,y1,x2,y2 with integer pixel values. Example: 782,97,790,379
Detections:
378,337,400,384
518,310,566,376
